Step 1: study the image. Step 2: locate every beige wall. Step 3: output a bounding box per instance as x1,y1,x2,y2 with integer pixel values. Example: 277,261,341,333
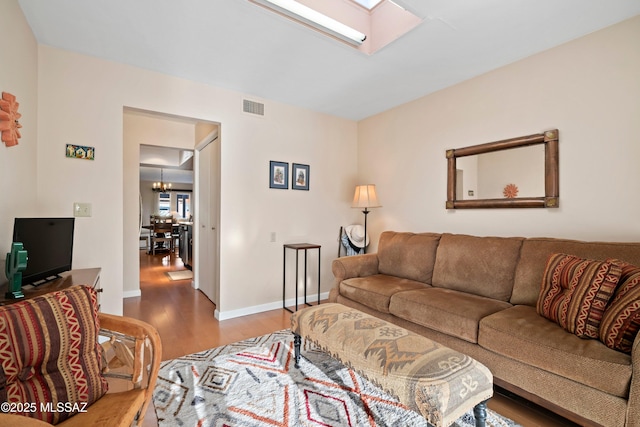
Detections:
36,46,358,315
5,0,639,316
358,15,640,248
0,0,38,272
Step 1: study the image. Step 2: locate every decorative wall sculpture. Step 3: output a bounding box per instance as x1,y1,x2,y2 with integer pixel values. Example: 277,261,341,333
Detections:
0,92,22,147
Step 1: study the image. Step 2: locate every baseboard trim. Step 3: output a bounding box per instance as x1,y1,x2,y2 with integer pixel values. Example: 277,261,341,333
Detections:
216,292,329,321
123,289,142,298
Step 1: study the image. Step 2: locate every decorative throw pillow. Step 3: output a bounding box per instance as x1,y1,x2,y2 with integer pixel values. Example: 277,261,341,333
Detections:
537,253,621,339
0,285,108,424
599,260,640,353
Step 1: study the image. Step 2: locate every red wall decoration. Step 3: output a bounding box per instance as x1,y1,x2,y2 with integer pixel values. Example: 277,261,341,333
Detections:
0,92,22,147
503,183,519,198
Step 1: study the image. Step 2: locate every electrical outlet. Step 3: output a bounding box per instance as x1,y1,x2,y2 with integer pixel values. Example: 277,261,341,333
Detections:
74,202,92,217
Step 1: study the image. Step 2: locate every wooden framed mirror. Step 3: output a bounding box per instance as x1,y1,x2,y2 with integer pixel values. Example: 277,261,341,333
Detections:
446,129,558,209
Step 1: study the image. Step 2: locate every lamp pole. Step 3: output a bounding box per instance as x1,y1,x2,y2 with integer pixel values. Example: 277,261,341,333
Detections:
362,207,370,254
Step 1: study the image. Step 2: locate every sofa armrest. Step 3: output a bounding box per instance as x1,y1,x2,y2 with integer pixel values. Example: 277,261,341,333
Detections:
627,332,640,425
332,253,379,282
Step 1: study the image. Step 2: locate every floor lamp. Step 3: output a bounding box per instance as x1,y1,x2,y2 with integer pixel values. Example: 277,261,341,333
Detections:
352,184,381,254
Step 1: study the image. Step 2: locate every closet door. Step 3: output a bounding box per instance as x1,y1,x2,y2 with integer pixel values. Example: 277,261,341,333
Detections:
195,139,217,305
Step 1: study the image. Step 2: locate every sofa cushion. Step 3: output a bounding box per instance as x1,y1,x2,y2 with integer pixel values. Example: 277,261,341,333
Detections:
0,285,108,424
600,261,640,353
512,238,640,306
377,231,441,283
339,274,427,313
389,288,512,343
479,305,631,398
431,233,523,301
537,253,621,339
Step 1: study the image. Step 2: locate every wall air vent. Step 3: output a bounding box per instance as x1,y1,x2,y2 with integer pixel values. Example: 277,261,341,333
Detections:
243,99,265,116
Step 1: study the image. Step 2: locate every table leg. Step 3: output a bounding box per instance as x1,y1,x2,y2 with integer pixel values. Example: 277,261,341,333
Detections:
283,246,292,313
304,249,309,307
295,249,299,312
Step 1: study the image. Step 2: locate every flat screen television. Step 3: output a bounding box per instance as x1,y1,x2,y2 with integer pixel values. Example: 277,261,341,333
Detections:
12,217,75,286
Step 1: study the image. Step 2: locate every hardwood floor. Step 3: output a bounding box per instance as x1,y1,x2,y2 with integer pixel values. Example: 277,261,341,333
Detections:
127,250,578,427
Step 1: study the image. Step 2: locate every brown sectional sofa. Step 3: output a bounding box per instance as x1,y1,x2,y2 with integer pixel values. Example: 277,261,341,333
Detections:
329,231,640,427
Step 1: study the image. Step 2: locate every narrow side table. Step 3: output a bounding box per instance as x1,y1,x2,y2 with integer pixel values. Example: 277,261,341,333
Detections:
283,243,321,313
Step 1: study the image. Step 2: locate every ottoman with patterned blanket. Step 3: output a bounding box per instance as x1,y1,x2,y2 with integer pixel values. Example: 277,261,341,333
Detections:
291,303,493,427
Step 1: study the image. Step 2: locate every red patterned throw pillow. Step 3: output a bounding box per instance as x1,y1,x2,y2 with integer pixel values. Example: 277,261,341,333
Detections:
0,285,108,424
599,260,640,354
537,253,621,339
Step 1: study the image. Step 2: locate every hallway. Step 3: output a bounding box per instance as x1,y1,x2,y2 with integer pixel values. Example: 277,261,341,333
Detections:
126,250,292,361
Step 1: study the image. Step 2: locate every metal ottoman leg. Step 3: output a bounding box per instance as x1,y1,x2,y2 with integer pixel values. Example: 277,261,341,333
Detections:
473,400,488,427
293,333,301,368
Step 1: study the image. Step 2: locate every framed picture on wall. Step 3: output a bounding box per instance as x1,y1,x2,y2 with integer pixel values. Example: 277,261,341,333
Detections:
269,161,289,189
66,143,95,160
292,163,310,191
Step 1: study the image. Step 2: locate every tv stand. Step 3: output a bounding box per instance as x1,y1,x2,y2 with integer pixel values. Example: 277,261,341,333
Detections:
29,274,64,287
0,268,101,306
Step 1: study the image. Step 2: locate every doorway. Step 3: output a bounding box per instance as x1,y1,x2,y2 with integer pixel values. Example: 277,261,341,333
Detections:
123,107,220,308
139,145,194,276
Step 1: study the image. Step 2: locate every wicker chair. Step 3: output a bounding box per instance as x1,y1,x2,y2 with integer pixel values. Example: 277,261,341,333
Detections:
0,286,162,427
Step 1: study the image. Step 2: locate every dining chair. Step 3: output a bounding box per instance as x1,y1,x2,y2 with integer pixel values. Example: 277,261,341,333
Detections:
149,215,174,255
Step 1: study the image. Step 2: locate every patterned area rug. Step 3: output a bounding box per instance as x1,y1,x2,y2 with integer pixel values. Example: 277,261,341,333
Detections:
153,330,520,427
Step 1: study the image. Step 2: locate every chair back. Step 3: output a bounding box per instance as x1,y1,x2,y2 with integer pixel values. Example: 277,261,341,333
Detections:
151,215,173,234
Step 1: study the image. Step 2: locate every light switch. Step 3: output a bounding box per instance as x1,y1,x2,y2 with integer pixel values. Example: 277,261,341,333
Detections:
74,202,92,217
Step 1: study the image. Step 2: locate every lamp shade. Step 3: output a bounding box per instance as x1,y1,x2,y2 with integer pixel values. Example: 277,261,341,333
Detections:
352,185,381,209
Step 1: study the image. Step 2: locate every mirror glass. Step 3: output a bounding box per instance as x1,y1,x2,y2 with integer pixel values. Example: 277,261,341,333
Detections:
446,130,559,209
456,145,544,200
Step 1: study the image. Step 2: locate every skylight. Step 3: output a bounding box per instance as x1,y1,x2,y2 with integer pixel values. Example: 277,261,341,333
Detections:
251,0,422,54
352,0,383,10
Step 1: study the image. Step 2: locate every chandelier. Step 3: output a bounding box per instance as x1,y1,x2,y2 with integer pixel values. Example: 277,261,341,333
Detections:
152,169,172,192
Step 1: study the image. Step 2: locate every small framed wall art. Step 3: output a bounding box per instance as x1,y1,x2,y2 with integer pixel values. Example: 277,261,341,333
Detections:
66,144,95,160
269,160,288,189
292,163,309,191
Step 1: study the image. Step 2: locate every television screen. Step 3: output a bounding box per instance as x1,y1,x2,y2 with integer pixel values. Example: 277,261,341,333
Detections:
12,217,75,286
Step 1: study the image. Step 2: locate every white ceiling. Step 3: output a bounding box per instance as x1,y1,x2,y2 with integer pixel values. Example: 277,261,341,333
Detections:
18,0,640,121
